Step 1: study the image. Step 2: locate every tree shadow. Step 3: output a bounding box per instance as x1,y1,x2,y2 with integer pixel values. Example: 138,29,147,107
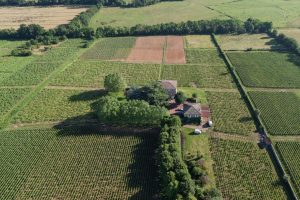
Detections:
68,89,107,102
238,116,253,123
265,38,286,50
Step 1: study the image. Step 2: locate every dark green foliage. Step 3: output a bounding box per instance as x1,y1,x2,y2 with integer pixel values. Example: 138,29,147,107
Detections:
104,73,126,92
157,116,196,199
126,83,169,107
97,96,167,125
276,33,300,55
175,91,187,104
17,24,46,39
11,49,32,56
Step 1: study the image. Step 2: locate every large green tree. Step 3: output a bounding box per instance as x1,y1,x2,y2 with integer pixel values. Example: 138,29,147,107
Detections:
104,73,126,92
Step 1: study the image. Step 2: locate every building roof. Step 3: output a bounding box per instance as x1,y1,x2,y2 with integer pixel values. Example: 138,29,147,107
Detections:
160,80,177,90
183,102,201,116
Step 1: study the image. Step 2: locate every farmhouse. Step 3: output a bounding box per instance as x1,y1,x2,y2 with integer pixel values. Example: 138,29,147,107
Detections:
183,102,201,118
160,80,177,99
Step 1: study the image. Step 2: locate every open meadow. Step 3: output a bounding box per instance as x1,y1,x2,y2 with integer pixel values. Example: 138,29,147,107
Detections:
0,6,88,29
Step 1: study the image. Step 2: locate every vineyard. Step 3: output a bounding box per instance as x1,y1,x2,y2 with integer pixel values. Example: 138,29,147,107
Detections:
209,138,287,199
161,64,234,88
0,127,158,199
185,49,225,65
276,141,300,198
50,61,161,88
227,51,300,88
206,91,256,135
81,37,136,60
13,89,103,123
248,91,300,135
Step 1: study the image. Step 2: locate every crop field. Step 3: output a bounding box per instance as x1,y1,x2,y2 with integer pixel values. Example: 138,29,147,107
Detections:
216,34,283,51
50,61,161,88
13,89,103,123
161,64,234,88
89,0,228,28
0,127,158,199
81,37,136,60
185,35,215,49
185,49,225,65
276,141,300,197
0,88,31,124
0,6,88,29
210,138,287,199
165,36,186,64
227,51,300,88
279,28,300,44
206,91,256,135
248,91,300,135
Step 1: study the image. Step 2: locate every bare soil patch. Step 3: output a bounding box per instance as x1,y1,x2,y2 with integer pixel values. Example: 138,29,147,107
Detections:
165,36,186,64
0,6,88,30
126,36,165,64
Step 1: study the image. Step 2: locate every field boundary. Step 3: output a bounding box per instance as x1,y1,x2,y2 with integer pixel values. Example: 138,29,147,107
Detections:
212,33,298,200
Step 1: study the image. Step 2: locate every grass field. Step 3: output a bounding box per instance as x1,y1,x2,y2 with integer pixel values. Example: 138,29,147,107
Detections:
227,51,300,88
279,28,300,44
206,91,256,135
178,87,207,104
89,0,228,28
0,6,88,29
248,91,300,135
161,64,234,88
210,138,287,199
0,127,158,199
276,141,300,198
185,49,225,65
185,35,215,49
81,37,136,60
13,89,103,123
216,34,284,50
50,61,161,88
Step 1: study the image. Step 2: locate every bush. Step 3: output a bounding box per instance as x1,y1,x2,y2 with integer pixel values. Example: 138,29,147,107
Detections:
104,73,126,92
11,49,32,57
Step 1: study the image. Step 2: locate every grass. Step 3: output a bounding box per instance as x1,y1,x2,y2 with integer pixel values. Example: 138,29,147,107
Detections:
227,51,300,88
0,127,158,199
248,91,300,135
276,141,300,198
161,64,234,88
13,89,104,123
206,91,256,135
89,0,228,28
216,34,284,51
185,35,215,49
178,87,207,104
185,49,225,65
279,28,300,44
81,37,136,60
50,61,161,88
182,128,216,189
209,137,287,199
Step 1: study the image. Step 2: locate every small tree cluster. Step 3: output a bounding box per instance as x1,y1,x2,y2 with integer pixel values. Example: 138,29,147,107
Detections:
97,96,167,126
104,73,126,92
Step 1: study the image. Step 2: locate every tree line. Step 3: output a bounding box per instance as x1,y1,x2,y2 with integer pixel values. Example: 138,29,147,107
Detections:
269,30,300,55
96,18,273,37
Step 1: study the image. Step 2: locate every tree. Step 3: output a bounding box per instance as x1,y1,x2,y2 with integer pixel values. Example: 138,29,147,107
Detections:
126,83,169,107
175,91,186,104
104,73,126,92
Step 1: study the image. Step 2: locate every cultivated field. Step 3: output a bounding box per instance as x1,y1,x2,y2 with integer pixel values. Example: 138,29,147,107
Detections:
0,127,158,199
227,51,300,88
0,6,88,29
210,138,287,199
185,49,225,65
248,91,300,135
206,91,256,135
165,36,186,64
276,142,300,197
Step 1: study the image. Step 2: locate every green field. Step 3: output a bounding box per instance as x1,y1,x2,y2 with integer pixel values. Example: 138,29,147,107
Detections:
0,127,158,199
227,51,300,88
249,91,300,135
161,64,234,88
50,61,161,88
206,91,256,135
210,138,287,199
89,0,228,28
276,141,300,198
13,89,103,123
216,34,284,51
185,49,225,65
81,37,136,60
185,35,215,49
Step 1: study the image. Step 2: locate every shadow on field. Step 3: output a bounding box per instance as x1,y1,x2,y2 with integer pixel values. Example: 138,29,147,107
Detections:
53,120,160,199
287,53,300,68
265,38,286,50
